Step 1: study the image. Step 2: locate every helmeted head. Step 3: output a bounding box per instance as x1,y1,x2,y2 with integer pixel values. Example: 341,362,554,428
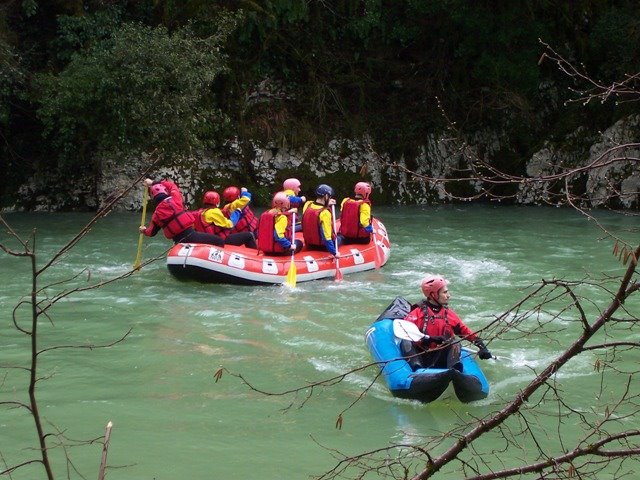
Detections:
150,183,168,199
315,184,334,198
202,191,221,207
271,191,290,210
421,275,448,302
223,186,241,203
283,178,301,195
354,181,372,199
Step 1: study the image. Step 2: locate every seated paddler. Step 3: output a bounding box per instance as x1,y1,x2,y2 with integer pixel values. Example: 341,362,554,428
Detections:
401,275,492,370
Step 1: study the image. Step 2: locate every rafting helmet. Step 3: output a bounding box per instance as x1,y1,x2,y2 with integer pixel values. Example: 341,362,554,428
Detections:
354,181,372,199
283,178,301,194
421,275,448,300
149,183,168,198
272,191,290,210
223,186,241,202
202,191,220,207
315,184,334,198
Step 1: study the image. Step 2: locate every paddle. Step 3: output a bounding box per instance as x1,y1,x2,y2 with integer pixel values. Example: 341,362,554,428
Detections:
393,320,498,360
372,223,382,270
330,204,343,281
285,212,297,288
133,185,149,271
392,319,427,342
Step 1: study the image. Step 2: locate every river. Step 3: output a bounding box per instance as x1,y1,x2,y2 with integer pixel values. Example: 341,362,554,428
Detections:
1,205,638,479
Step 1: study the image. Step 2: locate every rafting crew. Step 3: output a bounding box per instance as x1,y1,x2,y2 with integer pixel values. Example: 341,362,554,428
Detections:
139,178,230,246
301,184,339,258
257,191,303,255
337,181,374,245
191,189,257,249
401,275,493,370
221,185,258,236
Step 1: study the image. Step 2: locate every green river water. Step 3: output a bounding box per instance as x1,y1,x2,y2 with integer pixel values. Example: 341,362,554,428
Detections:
1,205,638,479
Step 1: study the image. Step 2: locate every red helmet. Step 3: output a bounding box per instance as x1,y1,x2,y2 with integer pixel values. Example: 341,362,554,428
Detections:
202,191,220,207
354,181,372,199
150,183,168,198
421,275,448,300
283,178,301,194
223,186,241,202
272,191,290,210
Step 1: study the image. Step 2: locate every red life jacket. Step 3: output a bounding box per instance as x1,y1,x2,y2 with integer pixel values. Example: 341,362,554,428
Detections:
236,205,258,234
155,199,195,240
302,204,326,247
193,208,231,239
339,198,371,238
257,209,291,253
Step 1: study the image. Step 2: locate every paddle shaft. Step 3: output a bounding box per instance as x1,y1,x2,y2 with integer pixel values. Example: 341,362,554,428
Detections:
330,204,342,281
133,186,149,270
285,212,297,288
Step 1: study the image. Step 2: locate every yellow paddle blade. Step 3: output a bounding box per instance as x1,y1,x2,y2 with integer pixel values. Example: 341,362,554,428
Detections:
285,258,297,288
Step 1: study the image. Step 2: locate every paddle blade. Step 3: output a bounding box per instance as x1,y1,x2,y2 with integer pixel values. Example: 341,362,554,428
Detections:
392,320,425,342
285,258,297,288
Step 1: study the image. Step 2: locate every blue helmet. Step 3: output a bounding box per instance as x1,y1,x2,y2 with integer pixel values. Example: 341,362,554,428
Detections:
315,184,334,197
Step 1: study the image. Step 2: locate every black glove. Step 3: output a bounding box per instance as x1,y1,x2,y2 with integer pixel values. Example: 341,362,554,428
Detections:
474,339,492,360
425,335,446,345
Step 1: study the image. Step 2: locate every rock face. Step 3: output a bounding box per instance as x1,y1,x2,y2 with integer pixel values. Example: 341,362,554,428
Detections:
8,116,640,212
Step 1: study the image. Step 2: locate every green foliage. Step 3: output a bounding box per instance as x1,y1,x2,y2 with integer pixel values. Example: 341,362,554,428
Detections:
50,6,124,66
35,13,240,168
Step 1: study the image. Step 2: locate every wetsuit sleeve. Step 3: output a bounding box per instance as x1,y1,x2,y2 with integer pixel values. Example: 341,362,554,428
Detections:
162,180,184,210
224,193,251,215
360,202,372,231
143,222,160,237
319,209,337,255
450,310,478,341
203,208,234,228
287,194,304,207
273,214,292,249
143,213,162,237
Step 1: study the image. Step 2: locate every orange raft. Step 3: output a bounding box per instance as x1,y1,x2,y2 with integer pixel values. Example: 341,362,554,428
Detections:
166,218,391,285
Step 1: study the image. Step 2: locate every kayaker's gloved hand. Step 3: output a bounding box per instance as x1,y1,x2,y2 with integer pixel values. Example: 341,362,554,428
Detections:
474,339,492,360
425,335,446,344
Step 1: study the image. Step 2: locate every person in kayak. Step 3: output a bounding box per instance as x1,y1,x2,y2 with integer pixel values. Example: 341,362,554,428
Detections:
337,181,374,245
402,275,492,370
139,178,224,246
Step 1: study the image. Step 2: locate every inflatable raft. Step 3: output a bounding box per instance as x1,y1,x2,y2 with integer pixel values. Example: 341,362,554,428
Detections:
166,217,390,285
365,297,489,403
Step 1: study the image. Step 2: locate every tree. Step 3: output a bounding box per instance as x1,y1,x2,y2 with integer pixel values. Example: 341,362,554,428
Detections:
35,11,240,171
0,172,164,479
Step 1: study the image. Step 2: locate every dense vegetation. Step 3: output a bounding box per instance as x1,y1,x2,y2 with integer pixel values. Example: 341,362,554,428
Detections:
1,0,639,208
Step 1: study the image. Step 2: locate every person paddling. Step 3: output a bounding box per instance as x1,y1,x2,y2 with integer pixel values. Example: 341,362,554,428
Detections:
401,275,492,370
256,192,302,255
337,181,374,245
191,190,257,249
139,178,224,246
301,184,339,258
